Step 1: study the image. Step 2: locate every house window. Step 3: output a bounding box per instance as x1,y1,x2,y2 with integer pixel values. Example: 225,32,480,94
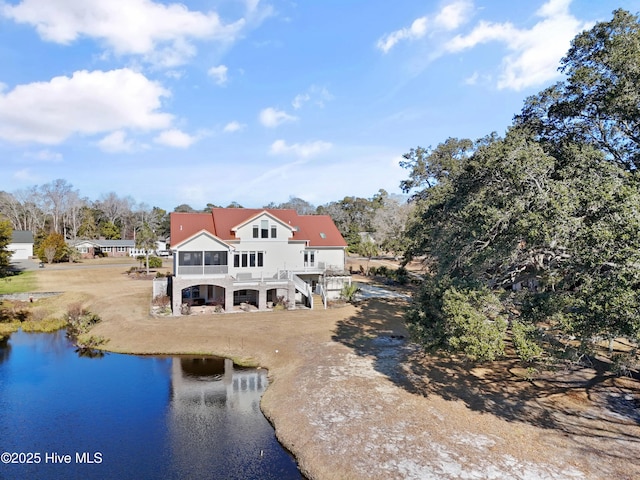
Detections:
233,251,265,268
271,226,277,238
304,251,315,266
103,247,112,252
205,251,227,266
261,220,268,238
179,251,202,266
253,226,259,238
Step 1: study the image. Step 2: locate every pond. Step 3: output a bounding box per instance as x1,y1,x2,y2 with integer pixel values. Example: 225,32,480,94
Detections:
0,330,303,480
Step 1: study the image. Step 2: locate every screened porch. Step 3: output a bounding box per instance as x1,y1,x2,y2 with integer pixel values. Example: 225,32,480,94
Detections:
176,250,229,275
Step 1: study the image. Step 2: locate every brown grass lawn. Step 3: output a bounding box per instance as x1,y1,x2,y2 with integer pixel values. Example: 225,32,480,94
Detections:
21,258,640,480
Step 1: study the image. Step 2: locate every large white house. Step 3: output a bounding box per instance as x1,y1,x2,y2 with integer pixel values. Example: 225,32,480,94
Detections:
169,208,349,314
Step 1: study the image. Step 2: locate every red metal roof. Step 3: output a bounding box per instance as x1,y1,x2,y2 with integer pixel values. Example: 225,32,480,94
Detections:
170,208,347,248
170,212,215,246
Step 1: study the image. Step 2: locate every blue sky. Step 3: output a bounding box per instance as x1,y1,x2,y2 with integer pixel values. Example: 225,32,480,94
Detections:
0,0,636,211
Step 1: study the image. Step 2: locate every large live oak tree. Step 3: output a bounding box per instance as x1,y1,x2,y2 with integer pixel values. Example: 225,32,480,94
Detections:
403,10,640,363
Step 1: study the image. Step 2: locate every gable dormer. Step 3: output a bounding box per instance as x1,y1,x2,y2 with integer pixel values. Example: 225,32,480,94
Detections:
231,210,295,242
172,229,233,252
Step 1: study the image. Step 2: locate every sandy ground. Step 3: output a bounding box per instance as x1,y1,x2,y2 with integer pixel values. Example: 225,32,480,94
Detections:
24,258,640,480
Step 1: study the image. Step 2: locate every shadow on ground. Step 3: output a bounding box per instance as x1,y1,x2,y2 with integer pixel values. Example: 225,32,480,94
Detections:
332,298,640,461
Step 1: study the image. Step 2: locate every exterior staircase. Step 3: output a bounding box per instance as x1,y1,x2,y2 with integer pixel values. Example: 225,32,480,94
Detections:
312,293,324,310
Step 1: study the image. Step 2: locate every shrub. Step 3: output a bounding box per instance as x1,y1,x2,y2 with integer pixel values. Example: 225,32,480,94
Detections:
273,296,289,311
153,295,170,307
75,335,108,358
148,256,162,268
394,266,409,285
611,352,637,377
0,321,20,339
66,304,101,339
442,287,508,362
0,301,31,323
21,317,67,333
511,320,544,363
340,283,360,302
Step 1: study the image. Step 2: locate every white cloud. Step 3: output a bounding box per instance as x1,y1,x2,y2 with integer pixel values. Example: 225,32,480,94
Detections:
164,69,185,80
258,107,297,128
98,130,136,153
208,65,228,85
464,71,479,85
446,20,516,52
1,0,251,67
377,17,428,53
154,129,196,148
376,0,472,53
434,0,473,30
445,0,589,90
292,85,334,110
292,93,310,110
269,139,332,158
223,121,245,133
0,68,172,144
24,149,63,162
13,168,39,182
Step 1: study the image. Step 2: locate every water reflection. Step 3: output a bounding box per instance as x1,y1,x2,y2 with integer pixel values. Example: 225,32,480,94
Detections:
167,357,298,479
0,336,10,364
0,331,302,480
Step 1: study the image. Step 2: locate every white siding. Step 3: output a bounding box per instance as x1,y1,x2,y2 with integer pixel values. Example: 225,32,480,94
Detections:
235,214,293,243
179,232,230,251
8,243,33,260
316,248,345,271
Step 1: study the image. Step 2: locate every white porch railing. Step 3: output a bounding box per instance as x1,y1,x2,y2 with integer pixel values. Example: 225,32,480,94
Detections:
279,270,314,308
177,265,228,275
317,284,327,309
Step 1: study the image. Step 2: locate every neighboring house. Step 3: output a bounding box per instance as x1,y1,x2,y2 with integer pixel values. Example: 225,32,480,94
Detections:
170,208,350,314
8,230,34,260
68,239,136,258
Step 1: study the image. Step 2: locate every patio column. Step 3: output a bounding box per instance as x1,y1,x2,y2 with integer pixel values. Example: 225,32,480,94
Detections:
172,278,183,316
224,287,234,313
287,282,296,310
258,285,267,310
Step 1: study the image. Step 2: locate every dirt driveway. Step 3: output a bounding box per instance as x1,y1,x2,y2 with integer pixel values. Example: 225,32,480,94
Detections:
31,261,640,480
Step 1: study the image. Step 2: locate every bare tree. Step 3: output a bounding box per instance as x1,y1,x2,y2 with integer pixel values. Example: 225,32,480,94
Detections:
265,196,316,215
40,179,74,234
17,187,46,234
371,195,414,257
0,188,46,234
0,191,26,230
97,192,134,238
63,191,87,240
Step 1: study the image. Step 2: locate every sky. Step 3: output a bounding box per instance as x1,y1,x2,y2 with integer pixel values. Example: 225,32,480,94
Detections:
0,0,637,211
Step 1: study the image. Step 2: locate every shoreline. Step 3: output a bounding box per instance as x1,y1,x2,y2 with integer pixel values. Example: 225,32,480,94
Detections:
27,263,640,480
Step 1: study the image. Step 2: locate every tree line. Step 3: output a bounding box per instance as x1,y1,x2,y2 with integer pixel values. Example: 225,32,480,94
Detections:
401,9,640,370
0,181,414,267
